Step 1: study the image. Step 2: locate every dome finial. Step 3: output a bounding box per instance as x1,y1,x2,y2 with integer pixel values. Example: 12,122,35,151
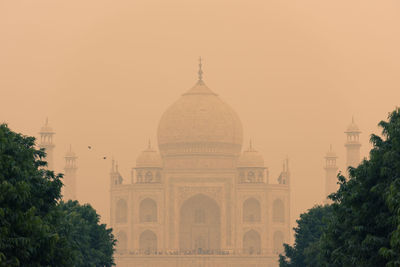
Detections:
249,139,253,151
148,139,152,150
198,56,203,82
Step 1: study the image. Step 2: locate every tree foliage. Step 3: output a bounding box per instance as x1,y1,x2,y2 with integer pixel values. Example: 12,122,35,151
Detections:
57,200,116,267
0,124,115,266
280,108,400,267
319,108,400,266
0,124,69,266
279,205,332,267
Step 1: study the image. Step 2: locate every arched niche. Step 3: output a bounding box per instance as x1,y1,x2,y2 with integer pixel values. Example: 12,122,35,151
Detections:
243,198,261,223
273,199,284,223
139,198,157,223
179,194,221,252
116,199,127,223
243,229,261,254
273,231,284,254
139,230,157,254
116,231,127,253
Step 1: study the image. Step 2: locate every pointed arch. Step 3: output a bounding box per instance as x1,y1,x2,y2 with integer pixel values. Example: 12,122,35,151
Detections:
243,230,261,254
273,199,284,223
116,199,127,223
139,198,157,222
139,230,157,254
243,198,261,223
116,231,127,253
179,194,221,251
273,231,284,254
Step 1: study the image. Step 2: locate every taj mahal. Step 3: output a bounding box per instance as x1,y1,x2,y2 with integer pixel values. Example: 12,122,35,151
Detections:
37,60,363,267
109,61,291,267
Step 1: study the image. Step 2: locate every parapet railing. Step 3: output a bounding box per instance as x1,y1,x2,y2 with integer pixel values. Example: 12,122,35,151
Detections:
117,248,274,256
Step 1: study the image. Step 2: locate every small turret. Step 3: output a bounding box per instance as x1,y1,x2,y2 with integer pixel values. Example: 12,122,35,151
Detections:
278,158,290,185
237,141,267,183
110,159,124,187
135,140,162,183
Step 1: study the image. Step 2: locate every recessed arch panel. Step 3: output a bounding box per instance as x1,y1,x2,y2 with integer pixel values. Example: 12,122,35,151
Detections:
116,231,127,252
139,230,157,254
243,229,261,254
243,198,261,223
273,199,284,223
273,231,284,254
179,194,221,252
116,199,127,223
139,198,157,223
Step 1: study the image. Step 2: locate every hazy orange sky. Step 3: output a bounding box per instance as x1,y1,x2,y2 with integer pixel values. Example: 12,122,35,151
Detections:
1,0,400,232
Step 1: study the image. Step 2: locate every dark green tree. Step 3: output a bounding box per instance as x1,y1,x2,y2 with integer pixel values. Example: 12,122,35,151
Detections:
319,108,400,266
0,124,116,266
0,124,71,266
279,205,332,267
57,200,116,267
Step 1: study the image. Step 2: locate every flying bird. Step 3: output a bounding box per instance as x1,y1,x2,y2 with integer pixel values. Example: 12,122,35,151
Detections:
103,156,107,159
88,146,92,149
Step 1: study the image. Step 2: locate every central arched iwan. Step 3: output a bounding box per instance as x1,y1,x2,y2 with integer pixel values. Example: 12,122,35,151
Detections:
179,194,221,251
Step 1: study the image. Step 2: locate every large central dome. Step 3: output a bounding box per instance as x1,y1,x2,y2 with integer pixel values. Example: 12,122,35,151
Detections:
157,79,243,157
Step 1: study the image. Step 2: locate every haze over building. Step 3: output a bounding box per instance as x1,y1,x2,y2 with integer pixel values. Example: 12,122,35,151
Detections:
323,118,362,202
109,62,291,267
39,119,79,201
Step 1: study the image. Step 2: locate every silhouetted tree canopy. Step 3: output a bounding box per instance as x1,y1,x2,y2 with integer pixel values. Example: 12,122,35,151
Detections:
0,124,115,266
279,205,332,267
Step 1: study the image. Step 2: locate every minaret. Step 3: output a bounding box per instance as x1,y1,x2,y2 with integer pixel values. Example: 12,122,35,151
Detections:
39,118,55,170
63,145,77,200
324,145,338,202
345,117,361,170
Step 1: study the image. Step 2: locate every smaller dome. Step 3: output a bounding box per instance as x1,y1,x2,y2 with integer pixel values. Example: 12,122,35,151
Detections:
136,142,162,168
237,141,264,168
346,117,361,133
